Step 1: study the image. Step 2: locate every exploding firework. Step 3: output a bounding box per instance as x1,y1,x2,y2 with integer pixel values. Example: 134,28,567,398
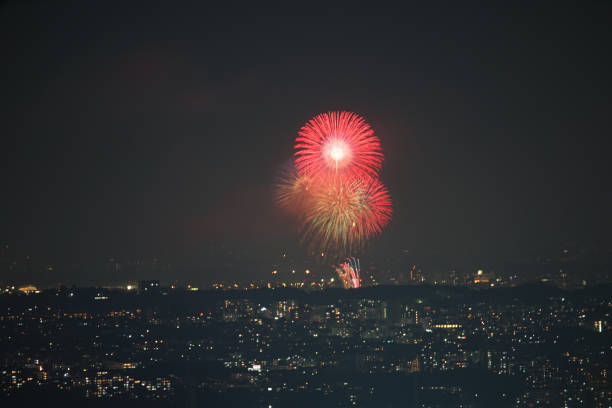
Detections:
301,177,392,255
335,265,352,289
274,162,313,217
275,111,392,288
345,257,360,288
335,257,361,289
294,111,383,182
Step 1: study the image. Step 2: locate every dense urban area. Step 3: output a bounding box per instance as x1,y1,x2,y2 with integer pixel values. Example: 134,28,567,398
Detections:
0,278,609,408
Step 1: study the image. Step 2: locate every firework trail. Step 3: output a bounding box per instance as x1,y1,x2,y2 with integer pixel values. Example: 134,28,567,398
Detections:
335,264,353,289
335,257,360,289
342,257,361,288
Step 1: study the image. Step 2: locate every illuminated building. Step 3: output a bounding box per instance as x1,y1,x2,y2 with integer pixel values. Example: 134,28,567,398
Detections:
409,265,424,283
473,269,495,285
138,280,160,294
17,285,39,294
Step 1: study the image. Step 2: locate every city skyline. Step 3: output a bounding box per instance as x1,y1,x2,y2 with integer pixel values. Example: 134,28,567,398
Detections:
2,242,609,289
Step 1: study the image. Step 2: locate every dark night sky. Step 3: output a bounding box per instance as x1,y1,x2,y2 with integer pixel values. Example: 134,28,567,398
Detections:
1,2,611,285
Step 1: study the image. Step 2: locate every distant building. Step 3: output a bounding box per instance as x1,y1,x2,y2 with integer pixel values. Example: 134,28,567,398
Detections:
408,356,420,373
17,285,39,294
473,269,495,286
409,265,424,283
138,280,160,294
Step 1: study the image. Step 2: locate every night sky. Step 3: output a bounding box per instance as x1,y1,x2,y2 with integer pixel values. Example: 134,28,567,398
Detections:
2,2,611,285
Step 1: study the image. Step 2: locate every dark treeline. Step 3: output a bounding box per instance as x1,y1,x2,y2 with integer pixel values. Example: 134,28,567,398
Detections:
1,283,610,312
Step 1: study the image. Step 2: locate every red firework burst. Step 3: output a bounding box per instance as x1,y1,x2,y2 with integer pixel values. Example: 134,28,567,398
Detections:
294,111,383,182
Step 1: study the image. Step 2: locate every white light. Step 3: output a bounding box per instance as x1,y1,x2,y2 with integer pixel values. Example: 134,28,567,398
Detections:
329,144,346,161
